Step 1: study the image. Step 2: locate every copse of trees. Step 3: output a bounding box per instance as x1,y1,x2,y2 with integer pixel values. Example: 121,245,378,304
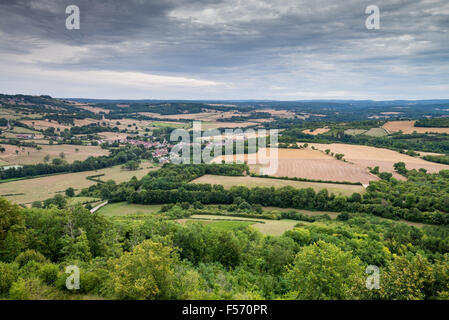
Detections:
415,118,449,128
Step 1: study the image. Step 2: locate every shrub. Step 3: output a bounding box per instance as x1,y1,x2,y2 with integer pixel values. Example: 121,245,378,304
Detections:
38,264,59,285
14,250,48,268
0,262,19,296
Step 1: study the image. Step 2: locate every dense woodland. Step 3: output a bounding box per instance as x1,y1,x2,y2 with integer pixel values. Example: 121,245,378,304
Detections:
1,192,449,300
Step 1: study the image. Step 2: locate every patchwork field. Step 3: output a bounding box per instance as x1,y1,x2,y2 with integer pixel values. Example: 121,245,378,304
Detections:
0,144,109,165
213,148,377,184
383,120,449,134
190,175,365,196
0,161,157,204
306,142,449,180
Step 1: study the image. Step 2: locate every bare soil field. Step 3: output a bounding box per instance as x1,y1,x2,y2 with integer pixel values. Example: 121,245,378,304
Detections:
306,142,449,180
191,175,365,196
303,127,330,135
0,161,156,204
0,144,109,165
213,148,376,184
383,120,449,134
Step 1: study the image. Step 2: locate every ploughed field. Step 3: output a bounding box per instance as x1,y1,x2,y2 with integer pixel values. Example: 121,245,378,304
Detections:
212,148,377,184
306,142,449,181
214,143,449,184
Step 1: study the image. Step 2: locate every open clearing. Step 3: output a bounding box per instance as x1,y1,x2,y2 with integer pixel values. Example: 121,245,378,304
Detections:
0,144,109,165
97,202,163,216
303,127,330,135
0,161,157,204
186,214,304,236
383,120,449,134
213,148,376,184
306,142,449,180
190,175,365,196
363,127,388,137
344,128,387,137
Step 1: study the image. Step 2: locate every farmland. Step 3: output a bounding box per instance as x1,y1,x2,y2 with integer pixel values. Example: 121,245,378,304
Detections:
97,202,163,216
0,161,156,205
184,214,304,236
213,148,377,184
303,127,330,135
0,144,109,165
190,175,365,196
383,120,449,134
306,142,449,180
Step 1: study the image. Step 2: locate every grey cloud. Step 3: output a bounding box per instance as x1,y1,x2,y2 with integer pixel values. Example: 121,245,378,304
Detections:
0,0,448,99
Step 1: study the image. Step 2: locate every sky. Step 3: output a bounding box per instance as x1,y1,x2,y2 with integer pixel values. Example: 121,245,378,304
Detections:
0,0,448,100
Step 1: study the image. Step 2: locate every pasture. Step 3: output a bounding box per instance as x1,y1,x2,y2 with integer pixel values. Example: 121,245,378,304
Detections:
185,214,304,236
97,202,163,216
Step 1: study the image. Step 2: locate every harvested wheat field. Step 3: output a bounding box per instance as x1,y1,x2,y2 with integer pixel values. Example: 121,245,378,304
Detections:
306,142,449,180
97,132,129,142
0,144,109,165
0,162,157,205
303,127,330,135
22,119,72,131
212,148,377,184
383,120,449,134
190,175,364,196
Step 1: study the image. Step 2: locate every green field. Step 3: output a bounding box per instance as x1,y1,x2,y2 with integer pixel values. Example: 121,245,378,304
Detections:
152,121,188,129
344,129,367,136
67,196,101,206
186,214,305,236
97,202,163,216
363,127,388,137
344,127,388,137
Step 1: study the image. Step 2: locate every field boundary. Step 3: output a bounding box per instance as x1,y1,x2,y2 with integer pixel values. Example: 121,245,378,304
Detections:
250,173,363,186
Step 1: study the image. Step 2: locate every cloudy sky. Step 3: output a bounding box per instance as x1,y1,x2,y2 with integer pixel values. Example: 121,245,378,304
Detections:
0,0,448,100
